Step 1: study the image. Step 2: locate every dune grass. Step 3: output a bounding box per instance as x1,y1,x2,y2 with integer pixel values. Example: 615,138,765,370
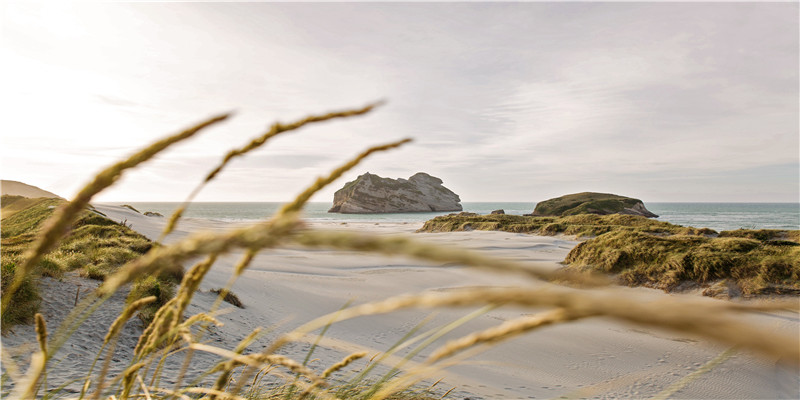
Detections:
419,212,716,237
420,212,799,296
1,104,798,400
0,195,175,328
565,230,800,295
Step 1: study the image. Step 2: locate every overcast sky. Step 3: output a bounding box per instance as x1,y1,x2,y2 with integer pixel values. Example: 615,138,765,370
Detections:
1,2,797,203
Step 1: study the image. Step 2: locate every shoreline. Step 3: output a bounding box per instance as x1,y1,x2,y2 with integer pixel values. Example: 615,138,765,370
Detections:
3,204,798,399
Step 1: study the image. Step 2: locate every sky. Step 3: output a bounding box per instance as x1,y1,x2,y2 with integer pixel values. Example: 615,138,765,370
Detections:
1,2,798,203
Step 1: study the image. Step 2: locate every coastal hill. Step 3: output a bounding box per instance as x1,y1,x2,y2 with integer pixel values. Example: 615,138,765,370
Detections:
1,179,63,199
329,172,462,213
532,192,658,218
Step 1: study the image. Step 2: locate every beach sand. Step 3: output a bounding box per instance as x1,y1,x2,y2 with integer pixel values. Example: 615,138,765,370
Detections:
3,205,798,399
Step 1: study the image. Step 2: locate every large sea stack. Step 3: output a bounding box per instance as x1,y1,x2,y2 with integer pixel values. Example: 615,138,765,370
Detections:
532,192,658,218
329,172,462,213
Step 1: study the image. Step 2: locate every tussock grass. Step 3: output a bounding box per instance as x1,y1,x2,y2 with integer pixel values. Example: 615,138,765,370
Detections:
421,212,798,296
566,230,800,295
419,212,716,237
1,195,173,328
1,104,798,400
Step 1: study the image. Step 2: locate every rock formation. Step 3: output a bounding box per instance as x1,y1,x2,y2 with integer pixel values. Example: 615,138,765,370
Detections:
329,172,462,213
532,192,658,218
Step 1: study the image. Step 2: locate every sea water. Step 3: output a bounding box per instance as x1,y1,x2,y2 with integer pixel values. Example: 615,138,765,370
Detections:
114,202,799,232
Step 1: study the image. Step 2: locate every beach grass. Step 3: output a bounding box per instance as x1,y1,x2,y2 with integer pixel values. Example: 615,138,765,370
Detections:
0,195,175,328
419,212,717,237
1,104,798,400
420,212,799,296
566,230,800,295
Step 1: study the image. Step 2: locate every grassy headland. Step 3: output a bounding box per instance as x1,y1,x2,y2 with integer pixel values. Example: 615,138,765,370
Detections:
420,213,799,296
1,195,178,328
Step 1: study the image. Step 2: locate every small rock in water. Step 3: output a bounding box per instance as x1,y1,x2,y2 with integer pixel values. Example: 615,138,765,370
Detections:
490,209,505,214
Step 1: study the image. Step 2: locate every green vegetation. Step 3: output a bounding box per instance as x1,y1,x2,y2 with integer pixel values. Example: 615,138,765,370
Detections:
420,212,799,296
531,192,652,217
419,213,714,237
0,195,176,328
566,230,799,295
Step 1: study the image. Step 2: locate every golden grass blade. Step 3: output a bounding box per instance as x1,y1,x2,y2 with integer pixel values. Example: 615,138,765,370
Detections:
188,343,323,384
142,386,190,400
174,255,218,324
34,313,48,357
33,313,48,394
105,296,157,344
209,328,265,396
323,351,368,379
93,297,155,400
137,374,152,400
427,308,577,363
120,363,145,399
292,230,607,286
298,351,367,399
276,138,411,218
160,101,382,239
2,113,230,312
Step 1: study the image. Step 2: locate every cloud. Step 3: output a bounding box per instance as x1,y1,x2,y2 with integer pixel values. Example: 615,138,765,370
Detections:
2,2,797,202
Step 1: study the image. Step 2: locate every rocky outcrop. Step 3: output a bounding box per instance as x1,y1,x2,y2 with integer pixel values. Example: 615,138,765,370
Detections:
532,192,658,218
329,172,462,213
490,209,505,215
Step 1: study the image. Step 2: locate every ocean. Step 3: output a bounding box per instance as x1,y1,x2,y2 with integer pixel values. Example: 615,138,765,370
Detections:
113,202,799,232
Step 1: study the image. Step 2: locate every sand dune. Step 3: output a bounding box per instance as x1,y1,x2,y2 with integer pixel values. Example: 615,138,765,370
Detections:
0,180,62,199
3,204,798,399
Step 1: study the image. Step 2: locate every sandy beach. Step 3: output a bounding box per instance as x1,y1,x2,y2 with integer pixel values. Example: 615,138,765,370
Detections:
3,204,798,399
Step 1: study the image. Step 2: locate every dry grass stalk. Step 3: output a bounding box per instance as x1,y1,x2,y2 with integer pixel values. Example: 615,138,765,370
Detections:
179,312,223,331
2,113,230,312
104,296,157,344
427,308,578,363
94,297,158,400
292,230,607,286
161,102,382,239
209,328,264,396
173,255,218,325
189,343,323,385
120,362,146,399
322,351,368,379
233,250,256,276
296,351,368,399
134,298,178,357
34,313,47,357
